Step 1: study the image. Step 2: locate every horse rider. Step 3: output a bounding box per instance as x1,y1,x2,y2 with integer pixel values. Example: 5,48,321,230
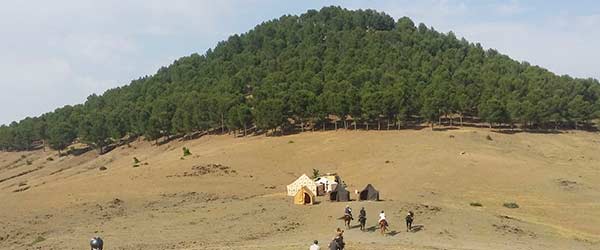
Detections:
405,211,415,232
358,207,367,230
344,205,353,220
90,236,103,250
379,210,388,227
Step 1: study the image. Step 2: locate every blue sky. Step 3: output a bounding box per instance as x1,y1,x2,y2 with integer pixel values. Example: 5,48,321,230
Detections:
1,0,599,125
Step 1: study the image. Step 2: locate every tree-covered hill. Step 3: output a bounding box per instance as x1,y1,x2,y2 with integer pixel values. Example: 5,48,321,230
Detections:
1,6,599,152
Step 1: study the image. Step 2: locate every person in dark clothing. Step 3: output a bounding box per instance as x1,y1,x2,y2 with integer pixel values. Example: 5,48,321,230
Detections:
405,211,414,232
358,207,367,231
328,238,339,250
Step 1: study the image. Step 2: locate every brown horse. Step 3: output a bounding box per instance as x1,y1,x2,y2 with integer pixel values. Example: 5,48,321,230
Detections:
379,219,388,235
343,214,352,229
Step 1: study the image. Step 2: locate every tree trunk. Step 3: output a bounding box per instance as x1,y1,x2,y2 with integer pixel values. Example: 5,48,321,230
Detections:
353,121,357,130
489,123,492,129
322,122,325,131
450,116,453,126
243,124,247,136
460,114,463,127
221,113,224,134
366,122,369,131
301,121,304,133
438,116,442,126
430,122,434,130
334,120,338,130
378,119,381,130
344,119,347,129
575,121,578,130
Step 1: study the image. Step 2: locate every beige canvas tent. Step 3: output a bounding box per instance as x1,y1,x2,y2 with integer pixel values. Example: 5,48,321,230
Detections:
286,174,317,196
293,186,315,205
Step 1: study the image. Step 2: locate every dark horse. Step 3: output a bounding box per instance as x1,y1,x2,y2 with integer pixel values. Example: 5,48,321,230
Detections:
379,219,388,235
405,211,414,232
343,214,352,229
358,215,366,231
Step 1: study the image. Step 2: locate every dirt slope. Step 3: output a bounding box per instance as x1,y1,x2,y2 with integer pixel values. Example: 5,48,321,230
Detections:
1,128,599,250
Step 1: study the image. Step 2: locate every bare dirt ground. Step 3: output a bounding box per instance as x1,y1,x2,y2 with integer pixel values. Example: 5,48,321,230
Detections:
1,128,600,250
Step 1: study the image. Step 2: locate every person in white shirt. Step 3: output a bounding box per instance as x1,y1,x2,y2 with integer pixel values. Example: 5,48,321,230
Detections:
309,240,320,250
378,210,386,222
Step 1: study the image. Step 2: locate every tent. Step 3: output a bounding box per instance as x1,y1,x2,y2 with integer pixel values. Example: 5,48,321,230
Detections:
294,186,315,205
287,174,317,196
315,177,338,195
329,184,350,202
359,184,380,201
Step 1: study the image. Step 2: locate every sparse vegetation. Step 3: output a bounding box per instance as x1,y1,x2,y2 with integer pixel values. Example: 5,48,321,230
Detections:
486,135,493,141
503,202,519,209
133,164,140,168
30,236,45,245
133,157,140,164
26,159,32,165
46,157,54,161
183,147,192,157
312,168,320,179
288,140,294,144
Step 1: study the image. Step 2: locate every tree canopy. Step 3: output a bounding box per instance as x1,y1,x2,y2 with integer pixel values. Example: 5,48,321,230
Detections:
1,6,599,152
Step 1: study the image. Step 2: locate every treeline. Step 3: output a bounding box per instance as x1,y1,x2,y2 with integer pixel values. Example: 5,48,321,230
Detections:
1,6,599,152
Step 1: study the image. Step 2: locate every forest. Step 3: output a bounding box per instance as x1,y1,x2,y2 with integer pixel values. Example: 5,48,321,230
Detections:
1,6,599,153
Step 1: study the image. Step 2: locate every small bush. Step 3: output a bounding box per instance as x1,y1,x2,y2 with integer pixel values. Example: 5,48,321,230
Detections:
288,140,294,144
46,157,54,161
26,160,33,165
143,162,149,165
182,147,192,157
312,168,320,179
180,157,185,160
133,164,140,168
470,202,482,207
31,236,45,245
21,155,26,159
99,166,107,171
503,202,519,209
486,135,493,141
133,157,140,164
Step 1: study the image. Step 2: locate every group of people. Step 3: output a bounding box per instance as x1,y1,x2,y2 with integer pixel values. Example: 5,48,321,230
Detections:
309,206,417,250
343,205,414,231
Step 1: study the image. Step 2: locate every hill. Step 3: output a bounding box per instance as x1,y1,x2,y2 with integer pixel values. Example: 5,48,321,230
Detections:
1,128,599,249
1,6,600,153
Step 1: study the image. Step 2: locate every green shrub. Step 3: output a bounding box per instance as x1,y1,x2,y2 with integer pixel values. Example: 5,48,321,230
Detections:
182,147,192,157
133,157,140,164
30,236,45,245
503,202,519,209
312,168,320,179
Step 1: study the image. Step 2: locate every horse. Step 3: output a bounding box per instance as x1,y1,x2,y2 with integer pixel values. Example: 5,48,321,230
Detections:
405,212,414,232
379,219,388,235
343,214,352,229
358,215,366,231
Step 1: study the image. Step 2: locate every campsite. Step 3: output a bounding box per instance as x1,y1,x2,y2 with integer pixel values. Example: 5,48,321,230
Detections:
1,129,600,249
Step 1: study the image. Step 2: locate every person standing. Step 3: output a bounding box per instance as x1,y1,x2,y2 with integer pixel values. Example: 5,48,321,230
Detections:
309,240,320,250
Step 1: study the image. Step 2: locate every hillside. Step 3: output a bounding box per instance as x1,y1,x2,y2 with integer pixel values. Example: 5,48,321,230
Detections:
1,6,600,153
1,128,600,249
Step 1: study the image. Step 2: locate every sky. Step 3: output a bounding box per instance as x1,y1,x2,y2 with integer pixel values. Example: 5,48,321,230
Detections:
1,0,599,125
